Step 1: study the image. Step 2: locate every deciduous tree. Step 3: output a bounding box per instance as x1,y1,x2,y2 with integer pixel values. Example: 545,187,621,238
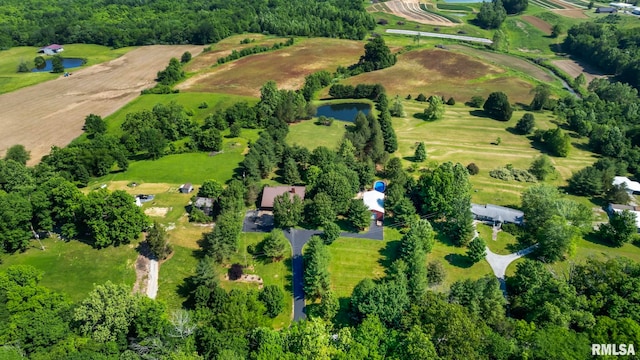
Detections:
484,91,513,121
262,229,289,261
273,193,304,228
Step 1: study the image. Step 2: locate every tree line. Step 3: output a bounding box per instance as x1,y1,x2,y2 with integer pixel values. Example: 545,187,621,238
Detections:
0,0,375,48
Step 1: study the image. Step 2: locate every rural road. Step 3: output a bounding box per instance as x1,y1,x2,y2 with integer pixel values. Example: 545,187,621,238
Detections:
386,29,493,45
146,259,159,299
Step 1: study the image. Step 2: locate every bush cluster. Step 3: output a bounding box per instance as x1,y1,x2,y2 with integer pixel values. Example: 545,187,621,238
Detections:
489,166,537,182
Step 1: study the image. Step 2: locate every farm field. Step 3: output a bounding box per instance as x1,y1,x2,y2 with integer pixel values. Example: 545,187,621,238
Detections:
0,44,203,164
185,34,292,73
177,38,365,97
331,48,537,104
382,0,457,26
0,237,138,302
551,59,608,84
447,45,559,85
393,102,597,206
0,44,134,95
521,15,553,35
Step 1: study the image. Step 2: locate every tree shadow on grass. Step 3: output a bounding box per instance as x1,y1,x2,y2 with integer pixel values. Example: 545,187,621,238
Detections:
582,231,613,248
283,257,294,288
378,240,401,271
469,109,491,118
333,297,353,328
445,253,473,269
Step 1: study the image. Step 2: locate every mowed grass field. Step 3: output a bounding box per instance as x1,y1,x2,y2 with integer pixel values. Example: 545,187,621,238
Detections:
329,48,537,104
394,101,597,206
0,44,133,94
177,38,366,97
0,238,138,302
287,120,348,150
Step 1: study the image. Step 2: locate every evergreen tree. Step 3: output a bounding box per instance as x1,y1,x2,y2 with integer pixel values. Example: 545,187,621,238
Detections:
423,95,445,120
303,236,331,300
322,222,341,245
467,237,487,263
147,221,172,260
414,142,427,162
390,95,405,117
378,109,398,153
262,229,289,261
283,158,301,185
349,199,372,231
516,113,536,134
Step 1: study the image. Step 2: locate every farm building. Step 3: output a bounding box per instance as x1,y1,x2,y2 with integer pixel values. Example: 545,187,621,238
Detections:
607,204,640,231
38,44,64,55
260,186,306,210
632,7,640,14
613,176,640,195
471,204,524,226
362,190,385,223
194,197,215,216
609,2,634,9
179,183,194,194
596,7,618,13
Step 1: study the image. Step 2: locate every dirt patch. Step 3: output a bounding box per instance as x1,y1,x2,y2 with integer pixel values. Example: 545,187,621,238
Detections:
225,273,264,289
0,45,203,164
552,59,608,84
521,15,552,35
551,9,588,18
145,207,171,217
403,49,502,79
132,254,150,295
178,38,364,97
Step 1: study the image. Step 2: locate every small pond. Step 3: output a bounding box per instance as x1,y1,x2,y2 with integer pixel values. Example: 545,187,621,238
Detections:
315,102,371,122
32,58,85,72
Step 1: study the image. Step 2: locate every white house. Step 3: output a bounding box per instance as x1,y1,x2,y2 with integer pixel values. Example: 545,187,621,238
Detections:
362,190,385,222
612,176,640,195
38,44,64,55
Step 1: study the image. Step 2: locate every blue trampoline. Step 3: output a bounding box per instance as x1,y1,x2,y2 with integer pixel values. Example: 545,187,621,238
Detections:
373,180,386,193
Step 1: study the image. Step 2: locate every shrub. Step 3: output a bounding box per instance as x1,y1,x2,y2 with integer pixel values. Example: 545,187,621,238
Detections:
259,285,284,318
516,113,535,134
228,264,244,280
316,116,334,126
427,260,446,286
17,61,30,73
446,97,456,105
501,223,524,237
322,222,341,245
181,51,192,63
377,18,388,25
406,94,412,100
416,93,427,102
189,208,212,223
467,95,485,108
198,102,209,109
467,163,480,175
489,166,537,182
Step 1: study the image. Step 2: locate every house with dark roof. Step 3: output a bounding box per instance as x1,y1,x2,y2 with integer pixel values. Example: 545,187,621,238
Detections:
471,203,524,226
596,7,618,13
194,197,215,216
38,44,64,55
260,186,306,210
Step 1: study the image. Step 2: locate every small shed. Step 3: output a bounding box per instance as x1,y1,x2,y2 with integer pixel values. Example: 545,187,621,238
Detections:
38,44,64,55
260,186,306,210
180,183,194,194
194,197,215,216
362,190,385,222
596,7,618,13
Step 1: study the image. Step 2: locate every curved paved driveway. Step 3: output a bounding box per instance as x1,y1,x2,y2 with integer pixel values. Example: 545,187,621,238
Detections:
485,244,537,279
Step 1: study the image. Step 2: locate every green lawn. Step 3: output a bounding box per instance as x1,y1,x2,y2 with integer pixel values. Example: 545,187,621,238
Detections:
220,232,293,329
157,245,199,310
103,92,259,135
96,131,258,185
0,44,133,94
394,102,597,206
287,120,347,151
0,237,138,302
477,223,519,255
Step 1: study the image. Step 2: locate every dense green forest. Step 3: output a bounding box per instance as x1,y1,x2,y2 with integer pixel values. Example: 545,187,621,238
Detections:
564,16,640,90
0,0,375,48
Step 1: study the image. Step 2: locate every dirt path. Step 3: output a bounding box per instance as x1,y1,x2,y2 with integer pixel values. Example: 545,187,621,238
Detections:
147,259,159,299
132,254,150,295
0,45,203,164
